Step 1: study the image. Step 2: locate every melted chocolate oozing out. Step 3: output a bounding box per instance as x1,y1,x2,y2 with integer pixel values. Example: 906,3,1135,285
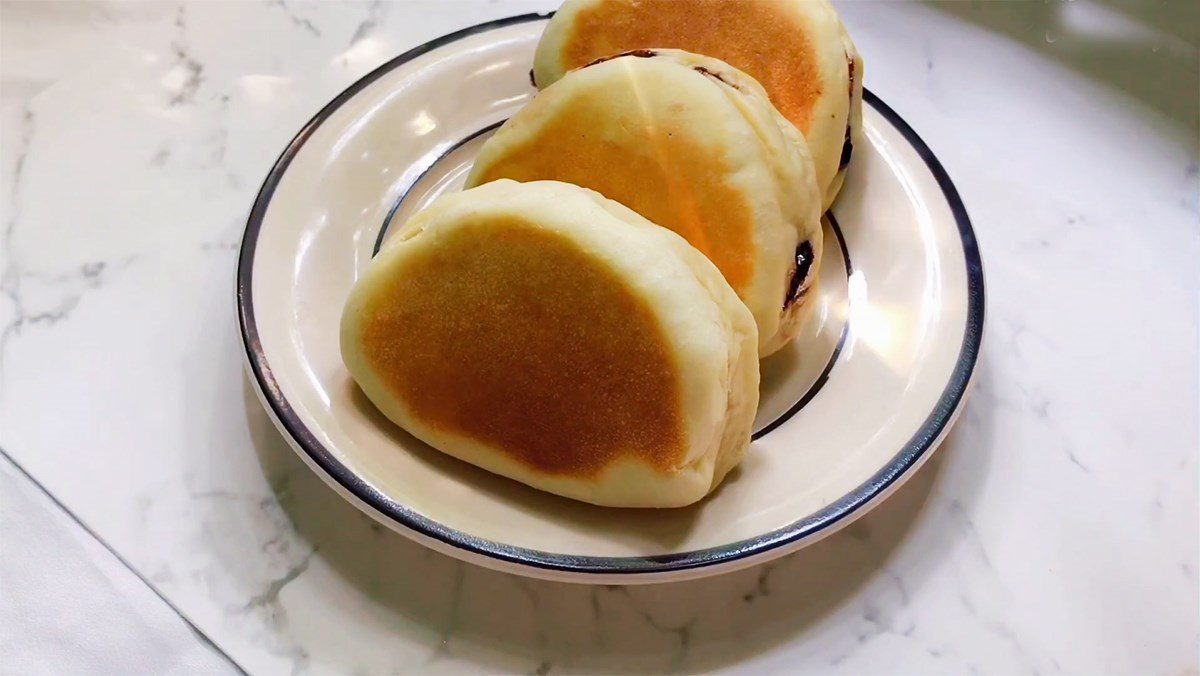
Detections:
583,51,742,92
784,240,815,309
839,56,855,171
583,49,658,68
693,65,742,91
839,126,853,170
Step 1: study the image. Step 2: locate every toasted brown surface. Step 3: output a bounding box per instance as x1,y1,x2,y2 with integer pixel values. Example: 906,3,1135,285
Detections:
359,217,685,477
560,0,822,133
472,83,756,291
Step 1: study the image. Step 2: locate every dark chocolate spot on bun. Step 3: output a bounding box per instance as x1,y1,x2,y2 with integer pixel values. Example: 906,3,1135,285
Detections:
583,48,658,69
839,56,855,171
693,65,743,92
529,67,537,88
839,126,853,170
784,240,815,309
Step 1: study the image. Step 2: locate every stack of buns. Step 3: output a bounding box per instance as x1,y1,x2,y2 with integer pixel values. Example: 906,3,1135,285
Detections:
342,0,862,508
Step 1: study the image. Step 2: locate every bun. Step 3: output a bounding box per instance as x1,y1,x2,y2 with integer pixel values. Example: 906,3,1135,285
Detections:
341,179,759,507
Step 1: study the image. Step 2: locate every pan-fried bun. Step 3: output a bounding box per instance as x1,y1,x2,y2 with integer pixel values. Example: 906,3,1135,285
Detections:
341,180,759,508
533,0,863,209
468,50,822,356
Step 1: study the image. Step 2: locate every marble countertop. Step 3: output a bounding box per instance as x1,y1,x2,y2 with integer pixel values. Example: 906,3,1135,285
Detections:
1,1,1197,673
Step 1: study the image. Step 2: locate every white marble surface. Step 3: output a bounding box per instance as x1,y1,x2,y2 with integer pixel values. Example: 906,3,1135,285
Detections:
1,1,1197,673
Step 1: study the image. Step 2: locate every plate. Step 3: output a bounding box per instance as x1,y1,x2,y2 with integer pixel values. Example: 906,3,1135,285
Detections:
237,14,984,583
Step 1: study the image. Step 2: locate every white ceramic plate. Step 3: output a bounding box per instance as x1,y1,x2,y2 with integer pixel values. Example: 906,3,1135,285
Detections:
237,14,984,583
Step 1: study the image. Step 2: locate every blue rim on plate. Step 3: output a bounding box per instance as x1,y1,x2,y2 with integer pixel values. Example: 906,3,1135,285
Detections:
236,13,985,576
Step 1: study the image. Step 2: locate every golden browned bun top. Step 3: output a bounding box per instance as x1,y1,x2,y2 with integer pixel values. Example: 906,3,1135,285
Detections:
469,65,756,291
358,215,685,477
555,0,824,133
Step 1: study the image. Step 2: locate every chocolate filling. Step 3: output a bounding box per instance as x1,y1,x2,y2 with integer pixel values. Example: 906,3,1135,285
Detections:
529,67,537,88
839,56,855,171
783,240,815,309
583,49,658,68
692,65,742,91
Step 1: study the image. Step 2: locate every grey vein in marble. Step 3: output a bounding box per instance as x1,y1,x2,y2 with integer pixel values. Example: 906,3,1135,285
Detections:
168,7,204,107
0,256,135,396
348,0,388,45
245,550,316,612
270,0,321,38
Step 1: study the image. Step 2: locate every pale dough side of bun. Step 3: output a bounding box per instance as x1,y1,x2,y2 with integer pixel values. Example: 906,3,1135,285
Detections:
654,50,825,355
342,180,758,507
533,0,864,209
